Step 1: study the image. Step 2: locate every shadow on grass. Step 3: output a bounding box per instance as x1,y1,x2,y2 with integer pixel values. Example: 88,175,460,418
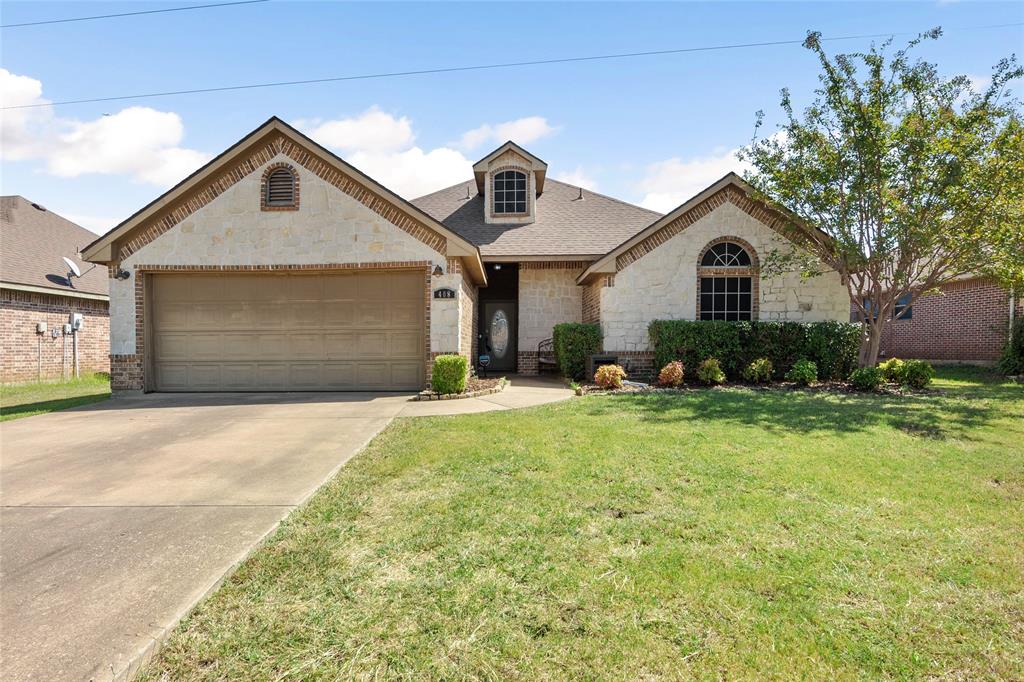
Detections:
579,382,1019,440
0,393,111,421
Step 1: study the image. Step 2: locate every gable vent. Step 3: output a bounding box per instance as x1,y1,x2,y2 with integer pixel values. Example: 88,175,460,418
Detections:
266,169,296,206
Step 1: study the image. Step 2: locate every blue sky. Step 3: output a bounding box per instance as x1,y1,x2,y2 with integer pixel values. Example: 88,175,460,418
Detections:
2,1,1021,235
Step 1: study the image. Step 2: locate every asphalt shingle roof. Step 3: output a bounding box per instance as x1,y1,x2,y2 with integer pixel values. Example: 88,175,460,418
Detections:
411,179,662,258
1,196,109,297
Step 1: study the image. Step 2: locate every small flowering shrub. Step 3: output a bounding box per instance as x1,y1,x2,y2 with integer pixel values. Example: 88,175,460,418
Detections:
696,358,726,385
658,361,685,387
849,366,884,391
594,364,627,390
785,358,818,386
742,357,774,383
902,359,935,389
879,358,907,384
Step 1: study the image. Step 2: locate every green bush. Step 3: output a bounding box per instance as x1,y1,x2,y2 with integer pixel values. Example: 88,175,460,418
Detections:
553,323,602,381
879,357,907,384
785,358,818,385
849,366,884,391
998,317,1024,375
648,320,859,381
902,360,935,389
658,361,685,387
431,354,468,394
742,357,774,383
697,358,726,385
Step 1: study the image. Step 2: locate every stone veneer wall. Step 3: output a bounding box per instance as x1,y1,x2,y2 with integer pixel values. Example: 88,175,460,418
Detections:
1,289,110,382
108,153,464,390
515,262,587,375
600,200,848,351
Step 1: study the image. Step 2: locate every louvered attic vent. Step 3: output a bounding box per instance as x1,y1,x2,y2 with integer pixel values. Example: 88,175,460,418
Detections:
266,169,296,206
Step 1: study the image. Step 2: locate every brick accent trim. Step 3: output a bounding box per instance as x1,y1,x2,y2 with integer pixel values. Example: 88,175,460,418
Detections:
114,132,447,264
122,261,432,392
259,162,300,211
519,261,591,271
582,275,613,325
695,236,761,321
617,185,799,271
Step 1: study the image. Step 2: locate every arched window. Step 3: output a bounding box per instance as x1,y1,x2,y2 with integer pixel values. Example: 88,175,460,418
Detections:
700,241,752,267
261,163,299,210
697,239,757,321
493,170,527,214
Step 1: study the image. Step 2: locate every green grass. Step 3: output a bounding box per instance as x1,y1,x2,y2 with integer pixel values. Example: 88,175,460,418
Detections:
143,367,1023,680
0,373,111,421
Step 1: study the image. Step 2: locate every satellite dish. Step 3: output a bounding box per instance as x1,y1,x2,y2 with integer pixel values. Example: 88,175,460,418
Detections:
63,257,82,278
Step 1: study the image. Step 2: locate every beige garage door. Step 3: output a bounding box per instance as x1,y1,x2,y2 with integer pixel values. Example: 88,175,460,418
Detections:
150,271,424,391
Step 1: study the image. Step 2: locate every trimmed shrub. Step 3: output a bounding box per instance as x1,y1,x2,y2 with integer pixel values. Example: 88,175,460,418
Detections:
849,366,884,391
648,320,860,381
879,357,907,384
658,360,685,387
742,357,773,383
553,323,602,381
594,364,627,389
697,358,726,385
785,358,818,385
902,359,935,389
431,354,468,394
998,317,1024,376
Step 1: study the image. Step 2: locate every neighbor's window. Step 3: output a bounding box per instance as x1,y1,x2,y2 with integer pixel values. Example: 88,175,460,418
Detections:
698,240,756,321
265,168,297,207
863,293,913,321
493,170,527,214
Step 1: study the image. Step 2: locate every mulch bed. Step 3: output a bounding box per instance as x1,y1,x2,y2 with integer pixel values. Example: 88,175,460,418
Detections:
580,381,927,396
415,376,506,401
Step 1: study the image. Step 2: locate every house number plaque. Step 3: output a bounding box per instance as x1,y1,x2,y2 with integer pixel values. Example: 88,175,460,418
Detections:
433,288,457,299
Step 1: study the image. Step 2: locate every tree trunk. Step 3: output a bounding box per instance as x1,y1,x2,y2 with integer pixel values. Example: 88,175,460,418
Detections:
858,320,884,367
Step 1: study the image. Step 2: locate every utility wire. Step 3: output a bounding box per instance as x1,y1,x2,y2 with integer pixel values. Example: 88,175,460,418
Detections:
0,0,269,29
4,22,1021,110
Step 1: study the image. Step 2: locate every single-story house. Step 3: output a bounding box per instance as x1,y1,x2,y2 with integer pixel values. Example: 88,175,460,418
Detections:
1,196,111,383
81,117,848,392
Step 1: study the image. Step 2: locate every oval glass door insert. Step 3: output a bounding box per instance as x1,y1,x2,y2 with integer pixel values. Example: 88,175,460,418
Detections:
490,310,509,359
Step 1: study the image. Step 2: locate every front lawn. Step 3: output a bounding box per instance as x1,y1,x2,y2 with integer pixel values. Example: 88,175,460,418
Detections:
0,373,111,422
143,367,1023,680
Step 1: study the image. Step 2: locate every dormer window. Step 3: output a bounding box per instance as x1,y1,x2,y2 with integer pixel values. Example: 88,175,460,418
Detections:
493,170,527,214
260,163,300,211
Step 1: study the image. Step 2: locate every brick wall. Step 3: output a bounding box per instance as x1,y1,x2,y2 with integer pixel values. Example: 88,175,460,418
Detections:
872,278,1014,362
1,288,110,383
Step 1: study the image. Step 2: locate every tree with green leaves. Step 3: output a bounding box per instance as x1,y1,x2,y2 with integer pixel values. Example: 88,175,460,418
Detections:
740,29,1024,367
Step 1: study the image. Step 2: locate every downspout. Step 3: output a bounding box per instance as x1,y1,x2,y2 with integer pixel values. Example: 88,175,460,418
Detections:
1010,285,1016,334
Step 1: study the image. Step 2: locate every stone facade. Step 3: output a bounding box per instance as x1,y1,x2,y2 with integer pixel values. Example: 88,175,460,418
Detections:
1,288,110,382
600,200,848,352
515,262,587,375
108,153,468,390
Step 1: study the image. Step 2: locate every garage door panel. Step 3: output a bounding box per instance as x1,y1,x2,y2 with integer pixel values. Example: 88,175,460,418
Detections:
390,332,421,357
152,272,423,391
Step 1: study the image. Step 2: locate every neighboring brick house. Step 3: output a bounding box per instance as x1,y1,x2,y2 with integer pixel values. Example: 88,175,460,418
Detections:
82,117,848,392
1,196,110,383
854,278,1021,364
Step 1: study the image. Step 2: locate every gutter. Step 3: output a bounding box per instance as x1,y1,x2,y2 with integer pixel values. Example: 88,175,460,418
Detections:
1,281,109,302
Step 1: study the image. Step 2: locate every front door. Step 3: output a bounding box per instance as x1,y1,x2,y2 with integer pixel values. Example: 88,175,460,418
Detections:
482,301,516,372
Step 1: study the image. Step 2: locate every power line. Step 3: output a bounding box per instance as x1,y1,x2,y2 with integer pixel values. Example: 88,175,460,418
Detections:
4,22,1021,110
0,0,269,29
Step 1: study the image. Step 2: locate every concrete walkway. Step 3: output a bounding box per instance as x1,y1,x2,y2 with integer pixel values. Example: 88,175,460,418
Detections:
0,376,570,681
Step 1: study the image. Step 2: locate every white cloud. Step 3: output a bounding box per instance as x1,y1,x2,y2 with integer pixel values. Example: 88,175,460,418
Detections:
0,69,210,187
301,109,472,199
554,166,599,191
457,116,558,151
637,146,750,213
299,107,415,153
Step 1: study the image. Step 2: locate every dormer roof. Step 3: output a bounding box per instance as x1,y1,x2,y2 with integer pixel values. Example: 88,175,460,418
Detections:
472,141,548,195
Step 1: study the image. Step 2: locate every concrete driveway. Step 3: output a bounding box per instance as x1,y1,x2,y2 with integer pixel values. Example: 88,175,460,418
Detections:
0,378,571,681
